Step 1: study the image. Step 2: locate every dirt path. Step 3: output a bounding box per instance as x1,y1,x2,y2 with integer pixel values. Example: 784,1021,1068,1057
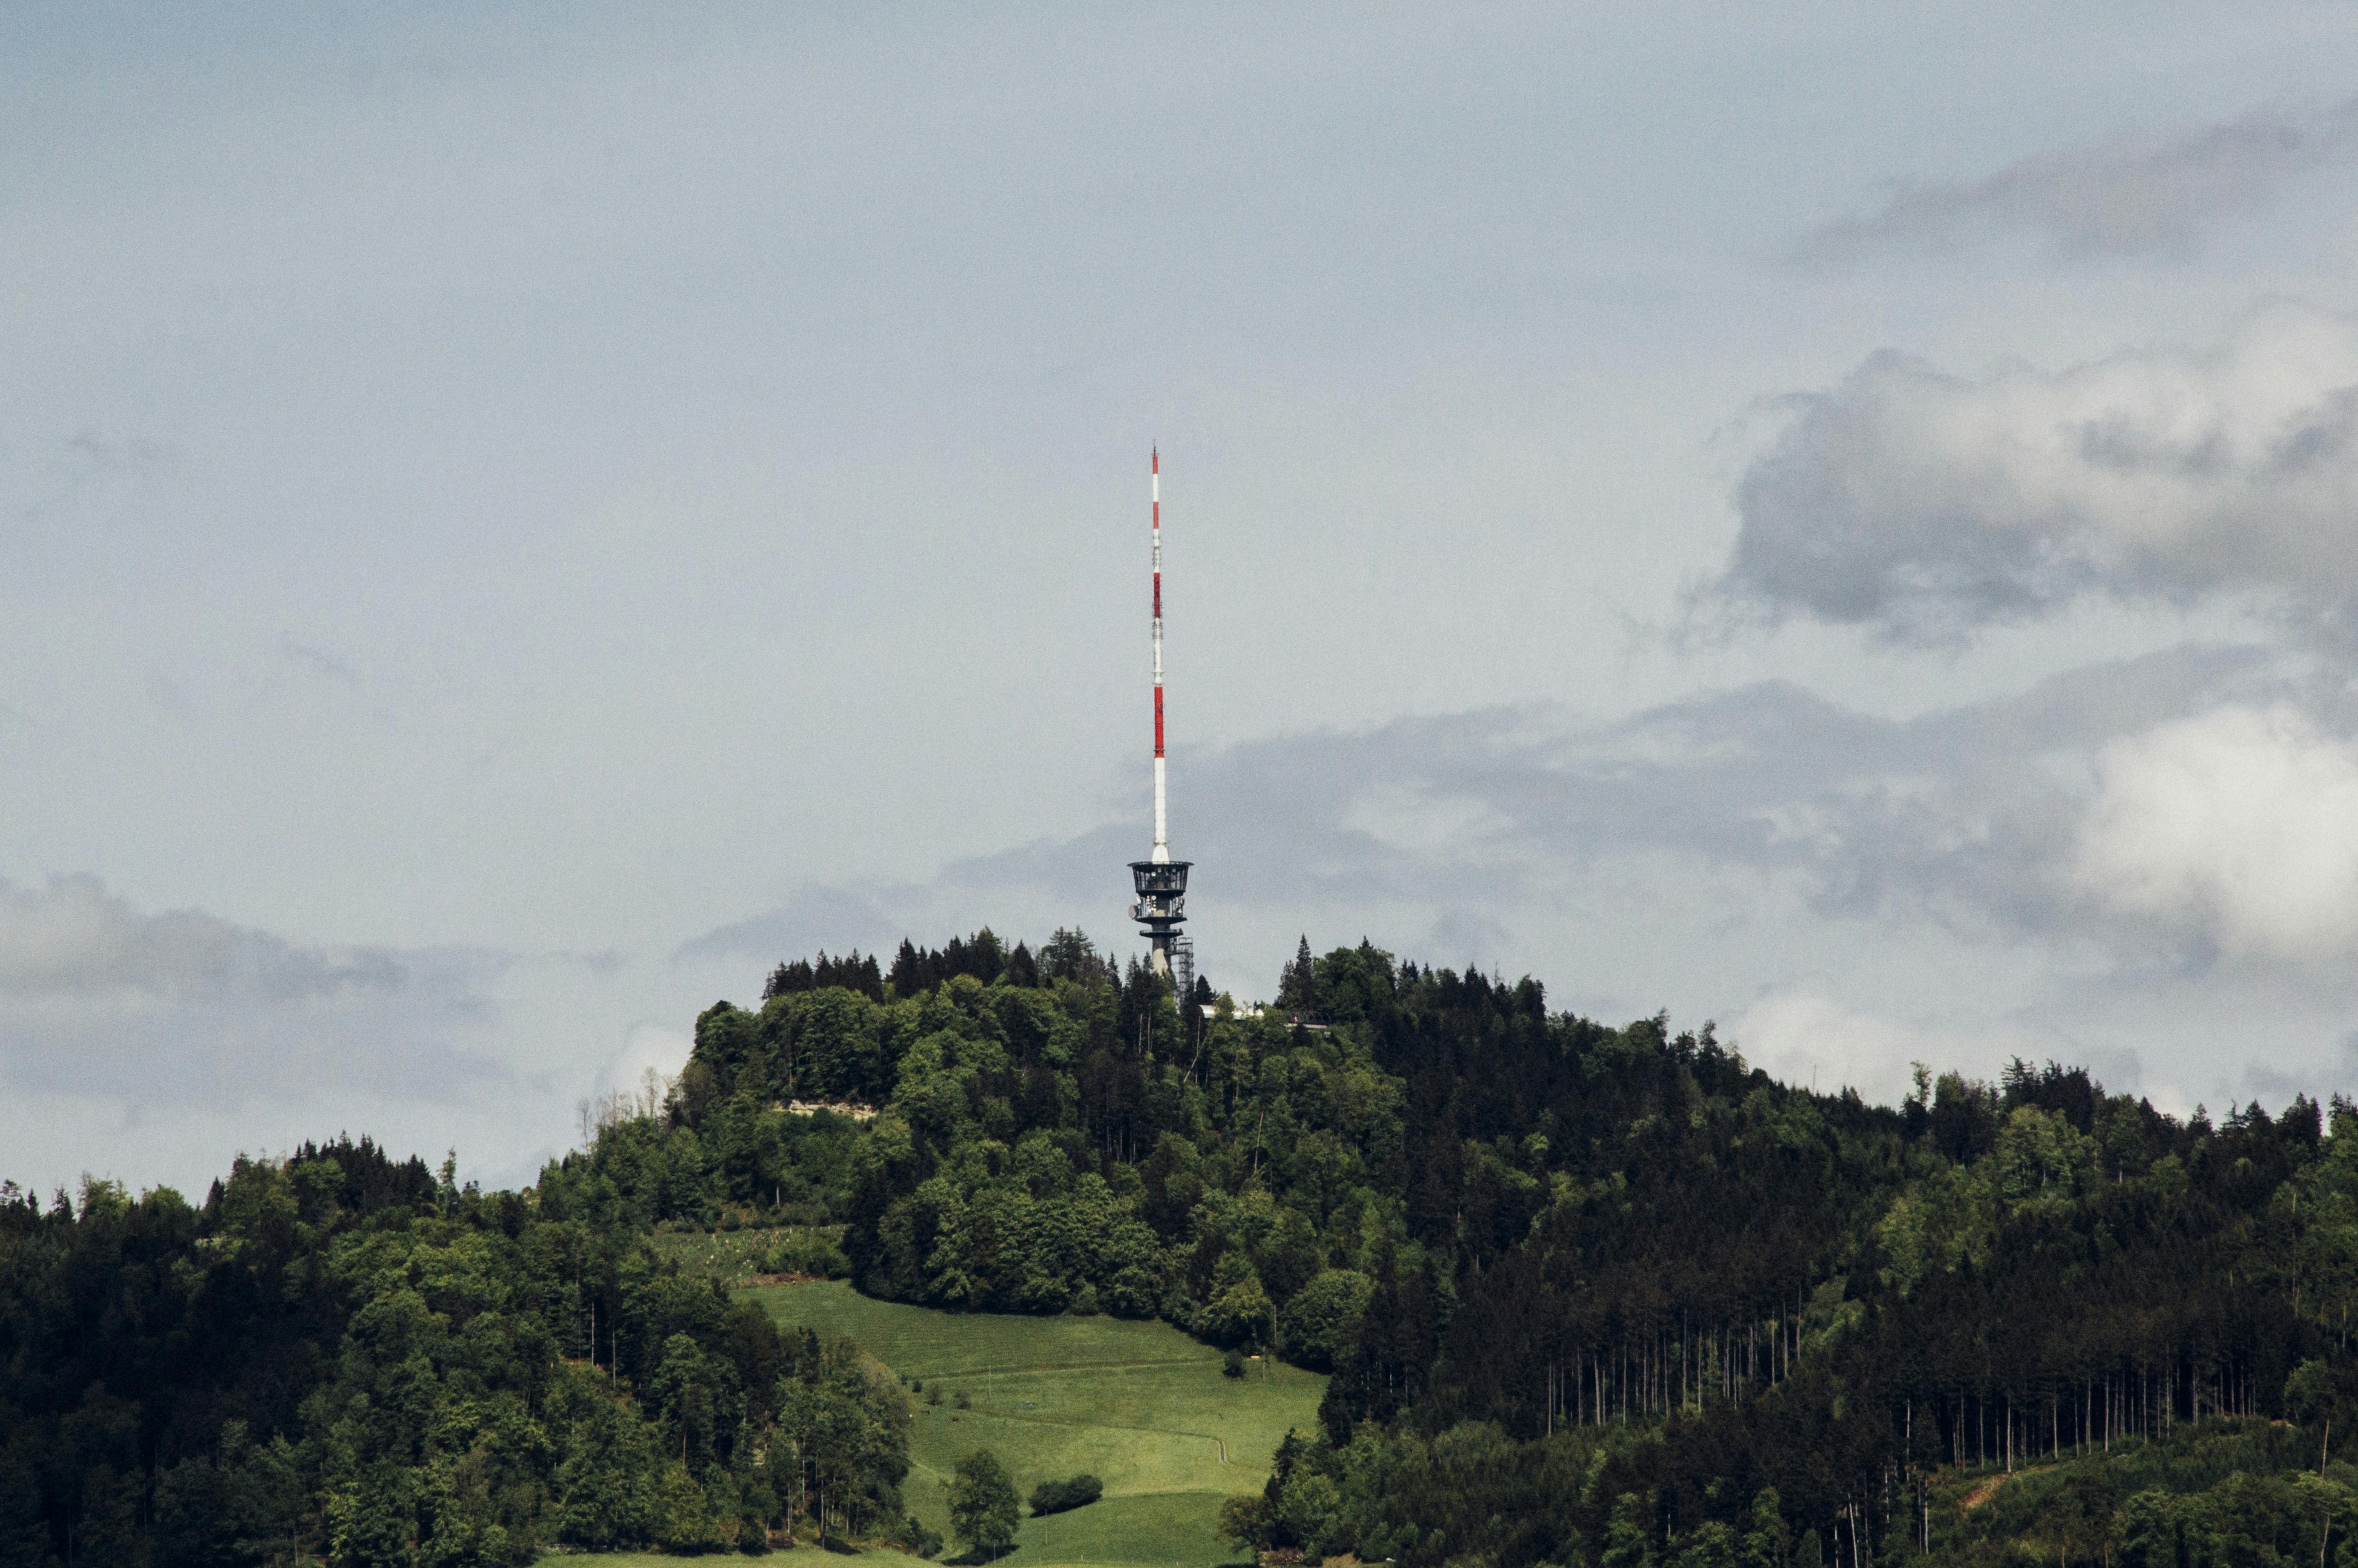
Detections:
1960,1471,2023,1511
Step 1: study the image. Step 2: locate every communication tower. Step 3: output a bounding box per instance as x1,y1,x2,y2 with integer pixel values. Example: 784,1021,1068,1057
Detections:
1130,447,1191,976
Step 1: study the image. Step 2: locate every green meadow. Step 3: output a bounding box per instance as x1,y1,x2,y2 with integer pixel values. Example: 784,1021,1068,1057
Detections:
744,1281,1326,1567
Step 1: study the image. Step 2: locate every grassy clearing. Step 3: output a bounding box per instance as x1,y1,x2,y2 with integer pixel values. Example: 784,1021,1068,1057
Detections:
647,1225,844,1285
746,1281,1319,1566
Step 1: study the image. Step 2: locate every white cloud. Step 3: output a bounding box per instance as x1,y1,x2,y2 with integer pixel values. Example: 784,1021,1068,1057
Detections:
604,1021,691,1102
2076,705,2358,964
1716,305,2358,643
1801,98,2358,258
1725,990,2024,1106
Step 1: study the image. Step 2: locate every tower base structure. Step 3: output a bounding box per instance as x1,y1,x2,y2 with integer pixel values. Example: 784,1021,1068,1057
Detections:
1130,859,1191,977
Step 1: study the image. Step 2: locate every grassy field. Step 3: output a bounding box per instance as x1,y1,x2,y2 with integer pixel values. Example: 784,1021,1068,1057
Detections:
744,1281,1325,1567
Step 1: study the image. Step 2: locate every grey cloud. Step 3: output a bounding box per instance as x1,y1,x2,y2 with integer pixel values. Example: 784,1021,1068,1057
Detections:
0,877,529,1110
0,875,409,1003
1800,99,2358,259
1708,305,2358,644
10,430,176,527
673,883,901,966
282,639,362,685
944,644,2293,966
694,645,2344,1000
0,993,511,1109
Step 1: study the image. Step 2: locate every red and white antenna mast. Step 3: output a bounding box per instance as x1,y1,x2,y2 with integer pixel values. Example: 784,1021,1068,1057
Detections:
1151,446,1168,864
1130,447,1190,976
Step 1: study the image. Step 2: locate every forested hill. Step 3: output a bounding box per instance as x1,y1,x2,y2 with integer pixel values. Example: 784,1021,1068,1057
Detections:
0,1138,926,1566
8,928,2358,1568
669,930,2358,1567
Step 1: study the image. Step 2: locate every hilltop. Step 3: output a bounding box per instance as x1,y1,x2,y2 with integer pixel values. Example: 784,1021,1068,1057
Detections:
5,927,2357,1568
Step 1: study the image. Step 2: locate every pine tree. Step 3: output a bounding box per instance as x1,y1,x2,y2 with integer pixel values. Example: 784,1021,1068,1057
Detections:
1281,935,1315,1010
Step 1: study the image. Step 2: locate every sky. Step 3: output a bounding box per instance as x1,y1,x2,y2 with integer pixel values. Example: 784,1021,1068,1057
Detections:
10,2,2358,1196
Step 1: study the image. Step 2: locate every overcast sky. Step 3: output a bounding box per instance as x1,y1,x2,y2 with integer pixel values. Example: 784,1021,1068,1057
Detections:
12,3,2358,1196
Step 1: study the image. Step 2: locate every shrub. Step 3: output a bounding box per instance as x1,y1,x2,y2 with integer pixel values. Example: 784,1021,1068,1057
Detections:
1223,1348,1245,1378
1029,1474,1104,1517
888,1511,944,1558
762,1229,850,1279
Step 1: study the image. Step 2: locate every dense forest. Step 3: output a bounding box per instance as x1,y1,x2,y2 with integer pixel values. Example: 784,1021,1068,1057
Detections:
10,924,2358,1568
0,1137,924,1567
667,929,2358,1568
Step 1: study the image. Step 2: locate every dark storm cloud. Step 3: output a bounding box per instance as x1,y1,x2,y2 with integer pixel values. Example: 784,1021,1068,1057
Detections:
1706,305,2358,645
1800,98,2358,259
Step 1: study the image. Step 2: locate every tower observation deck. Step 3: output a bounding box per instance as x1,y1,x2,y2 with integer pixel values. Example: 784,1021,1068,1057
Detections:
1131,448,1190,977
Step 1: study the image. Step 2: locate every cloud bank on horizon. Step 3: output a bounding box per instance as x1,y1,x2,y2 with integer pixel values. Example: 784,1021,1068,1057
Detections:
10,5,2358,1196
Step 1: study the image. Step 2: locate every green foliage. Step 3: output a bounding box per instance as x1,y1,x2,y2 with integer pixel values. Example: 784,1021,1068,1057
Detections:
557,936,2358,1564
1278,1267,1373,1371
1201,1251,1275,1347
888,1508,945,1557
1218,1489,1276,1552
947,1449,1019,1560
23,927,2358,1568
760,1228,851,1279
0,1133,914,1565
1027,1471,1103,1515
